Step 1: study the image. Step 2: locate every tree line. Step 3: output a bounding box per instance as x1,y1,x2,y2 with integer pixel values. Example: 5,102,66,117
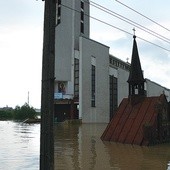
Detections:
0,103,39,120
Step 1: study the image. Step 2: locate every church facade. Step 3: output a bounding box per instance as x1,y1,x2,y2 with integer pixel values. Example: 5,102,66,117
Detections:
54,0,170,123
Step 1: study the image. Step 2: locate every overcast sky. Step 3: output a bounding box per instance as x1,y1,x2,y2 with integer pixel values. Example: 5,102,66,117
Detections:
0,0,170,108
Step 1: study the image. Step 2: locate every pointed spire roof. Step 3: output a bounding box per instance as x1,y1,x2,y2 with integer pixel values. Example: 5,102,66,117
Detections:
127,35,145,83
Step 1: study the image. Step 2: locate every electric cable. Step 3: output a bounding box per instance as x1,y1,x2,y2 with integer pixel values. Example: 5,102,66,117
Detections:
60,3,170,52
115,0,170,32
88,1,170,44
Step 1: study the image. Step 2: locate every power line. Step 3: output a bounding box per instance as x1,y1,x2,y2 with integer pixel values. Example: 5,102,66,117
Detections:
115,0,170,32
60,3,170,52
89,1,170,44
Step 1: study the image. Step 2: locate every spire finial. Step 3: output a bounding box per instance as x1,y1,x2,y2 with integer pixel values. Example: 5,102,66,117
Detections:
133,28,136,38
126,57,129,63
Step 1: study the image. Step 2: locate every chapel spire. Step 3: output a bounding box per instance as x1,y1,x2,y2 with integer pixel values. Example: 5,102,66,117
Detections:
127,35,145,98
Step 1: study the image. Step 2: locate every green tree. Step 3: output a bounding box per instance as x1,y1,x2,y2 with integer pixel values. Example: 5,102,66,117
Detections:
13,103,37,120
0,110,13,120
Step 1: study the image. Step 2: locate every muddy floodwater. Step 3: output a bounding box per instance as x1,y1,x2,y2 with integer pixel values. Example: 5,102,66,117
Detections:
54,123,170,170
1,121,170,170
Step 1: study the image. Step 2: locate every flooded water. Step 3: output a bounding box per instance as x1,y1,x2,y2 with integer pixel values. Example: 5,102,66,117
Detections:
0,121,40,170
54,123,170,170
1,121,170,170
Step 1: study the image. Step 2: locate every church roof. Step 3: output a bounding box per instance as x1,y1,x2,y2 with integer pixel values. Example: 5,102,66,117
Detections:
101,94,167,146
127,36,145,83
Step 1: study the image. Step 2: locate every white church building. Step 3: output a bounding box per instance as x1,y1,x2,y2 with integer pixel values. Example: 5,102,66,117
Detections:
54,0,170,123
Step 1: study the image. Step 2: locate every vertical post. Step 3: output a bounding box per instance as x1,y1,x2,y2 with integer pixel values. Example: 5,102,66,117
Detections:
40,0,56,170
27,91,29,105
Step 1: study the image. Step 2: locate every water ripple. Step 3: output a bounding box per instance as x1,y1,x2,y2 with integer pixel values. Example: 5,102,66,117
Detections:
0,121,40,170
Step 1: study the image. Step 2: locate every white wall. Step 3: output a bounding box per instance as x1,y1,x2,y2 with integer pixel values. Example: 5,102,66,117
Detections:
73,0,89,50
54,0,90,97
146,79,170,101
55,1,73,81
117,68,129,105
55,0,89,81
79,36,110,123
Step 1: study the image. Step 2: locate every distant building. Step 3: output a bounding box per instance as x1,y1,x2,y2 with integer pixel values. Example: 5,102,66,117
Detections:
0,106,13,111
101,36,170,145
54,0,170,123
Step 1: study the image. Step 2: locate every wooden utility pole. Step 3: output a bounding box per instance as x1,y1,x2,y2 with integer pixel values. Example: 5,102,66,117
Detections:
40,0,56,169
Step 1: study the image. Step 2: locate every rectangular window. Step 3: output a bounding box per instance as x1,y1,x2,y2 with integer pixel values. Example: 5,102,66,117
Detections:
81,11,84,21
91,65,96,107
57,0,61,25
74,58,79,98
80,0,84,34
58,6,61,16
110,75,114,119
110,75,118,120
81,1,84,10
81,22,84,34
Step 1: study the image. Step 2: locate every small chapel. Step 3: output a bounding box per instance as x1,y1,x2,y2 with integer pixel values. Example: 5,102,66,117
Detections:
101,35,170,146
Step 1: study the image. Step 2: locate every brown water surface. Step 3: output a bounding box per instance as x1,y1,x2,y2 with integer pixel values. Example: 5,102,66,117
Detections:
54,123,170,170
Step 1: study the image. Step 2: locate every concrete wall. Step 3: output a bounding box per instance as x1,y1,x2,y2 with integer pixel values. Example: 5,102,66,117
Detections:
117,68,129,105
73,0,89,50
109,68,170,106
79,37,110,123
55,0,89,81
146,79,170,101
55,0,73,81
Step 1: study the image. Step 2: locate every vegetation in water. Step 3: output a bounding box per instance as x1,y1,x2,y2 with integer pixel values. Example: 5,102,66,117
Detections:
0,103,38,120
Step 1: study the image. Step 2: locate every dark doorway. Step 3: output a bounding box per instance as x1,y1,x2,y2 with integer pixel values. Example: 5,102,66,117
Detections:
54,104,70,122
54,103,79,122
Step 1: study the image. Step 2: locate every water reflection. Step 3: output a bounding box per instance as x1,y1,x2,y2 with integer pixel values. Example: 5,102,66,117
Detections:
1,121,170,169
54,123,170,170
0,121,40,170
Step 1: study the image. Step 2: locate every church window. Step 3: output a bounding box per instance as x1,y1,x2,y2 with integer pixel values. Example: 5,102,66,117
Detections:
91,65,96,107
81,22,84,34
80,0,84,33
57,0,61,25
110,75,118,120
74,58,79,98
81,1,84,10
81,11,84,21
135,85,138,94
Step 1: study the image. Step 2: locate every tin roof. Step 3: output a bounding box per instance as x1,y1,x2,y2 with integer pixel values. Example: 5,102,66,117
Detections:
101,94,166,146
